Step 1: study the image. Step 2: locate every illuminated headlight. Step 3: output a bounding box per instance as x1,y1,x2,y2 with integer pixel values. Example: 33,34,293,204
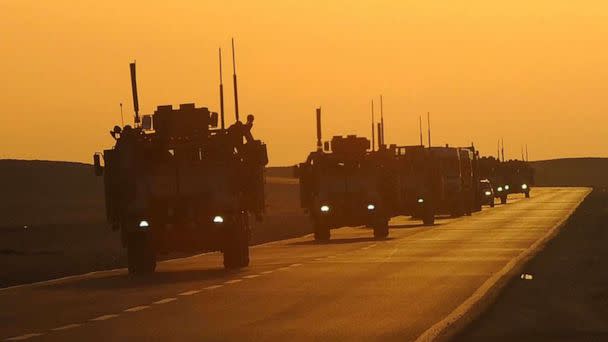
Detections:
367,204,375,210
485,191,492,196
213,215,224,224
497,187,503,192
138,220,149,228
417,198,424,203
320,205,330,213
504,185,510,190
521,184,528,190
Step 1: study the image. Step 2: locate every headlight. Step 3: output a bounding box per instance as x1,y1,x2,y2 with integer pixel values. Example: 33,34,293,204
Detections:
504,185,510,190
213,215,224,223
138,220,149,228
367,204,375,210
521,184,528,190
497,187,503,192
320,205,330,212
485,191,492,196
417,198,424,203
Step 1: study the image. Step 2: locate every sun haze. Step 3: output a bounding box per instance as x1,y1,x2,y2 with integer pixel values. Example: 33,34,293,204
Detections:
1,0,607,165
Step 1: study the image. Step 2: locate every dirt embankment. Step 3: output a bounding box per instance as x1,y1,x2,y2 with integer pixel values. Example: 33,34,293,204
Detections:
0,160,308,287
531,158,608,188
458,189,608,341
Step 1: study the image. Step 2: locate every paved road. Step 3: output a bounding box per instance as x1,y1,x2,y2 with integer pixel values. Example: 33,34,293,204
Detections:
0,188,590,341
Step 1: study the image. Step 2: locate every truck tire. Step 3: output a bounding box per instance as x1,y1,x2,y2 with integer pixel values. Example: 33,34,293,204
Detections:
490,200,495,208
127,233,156,275
373,218,389,239
500,195,507,204
422,204,435,226
525,191,530,198
313,221,330,241
223,218,250,269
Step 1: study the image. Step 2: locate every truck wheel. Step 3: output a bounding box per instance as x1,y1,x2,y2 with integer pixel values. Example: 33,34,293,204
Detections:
313,221,330,241
127,233,156,275
500,195,507,204
490,200,495,208
422,205,435,226
525,191,530,198
373,218,389,239
223,218,249,269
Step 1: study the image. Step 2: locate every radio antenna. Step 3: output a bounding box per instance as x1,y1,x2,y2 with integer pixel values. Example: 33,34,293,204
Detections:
119,103,124,126
371,100,375,151
316,107,322,151
231,38,240,122
129,61,140,126
219,48,226,129
427,112,431,148
380,95,385,146
419,115,423,146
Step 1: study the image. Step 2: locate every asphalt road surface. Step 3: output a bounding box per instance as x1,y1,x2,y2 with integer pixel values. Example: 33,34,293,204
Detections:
0,188,590,341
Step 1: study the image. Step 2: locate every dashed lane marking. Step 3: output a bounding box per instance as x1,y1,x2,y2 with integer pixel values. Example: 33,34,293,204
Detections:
203,285,223,290
277,266,290,271
289,263,303,267
153,298,177,305
51,324,82,331
242,274,260,279
224,279,242,284
261,270,274,274
124,305,149,312
5,333,44,341
89,314,119,322
179,290,201,296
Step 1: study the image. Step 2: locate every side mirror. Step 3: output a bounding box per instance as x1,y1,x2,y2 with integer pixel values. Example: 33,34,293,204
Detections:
293,165,300,178
142,115,153,130
93,153,103,176
209,112,219,128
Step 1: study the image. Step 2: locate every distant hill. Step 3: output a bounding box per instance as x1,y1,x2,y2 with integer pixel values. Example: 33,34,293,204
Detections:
531,158,608,188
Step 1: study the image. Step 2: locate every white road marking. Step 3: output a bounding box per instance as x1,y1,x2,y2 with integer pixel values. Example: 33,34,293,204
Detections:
153,298,177,305
203,285,223,290
277,266,290,271
124,305,149,312
179,290,201,296
242,274,260,279
314,258,325,261
289,263,303,267
224,279,242,284
5,333,44,341
51,324,82,331
89,314,119,321
261,270,274,274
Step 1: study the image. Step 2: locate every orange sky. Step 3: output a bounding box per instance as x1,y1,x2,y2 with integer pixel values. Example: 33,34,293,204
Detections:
2,1,608,165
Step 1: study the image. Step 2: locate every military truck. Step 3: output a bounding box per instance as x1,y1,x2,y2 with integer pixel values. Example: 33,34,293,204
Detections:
93,57,267,274
428,146,467,217
388,145,436,225
478,156,509,204
295,108,391,241
503,160,534,198
459,145,483,212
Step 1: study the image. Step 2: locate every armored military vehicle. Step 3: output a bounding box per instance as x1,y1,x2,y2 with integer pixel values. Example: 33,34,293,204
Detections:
478,156,509,204
503,160,534,198
428,146,467,217
296,108,391,241
93,52,267,274
387,145,436,225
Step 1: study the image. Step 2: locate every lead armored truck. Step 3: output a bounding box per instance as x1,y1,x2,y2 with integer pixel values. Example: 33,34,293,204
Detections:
94,61,267,274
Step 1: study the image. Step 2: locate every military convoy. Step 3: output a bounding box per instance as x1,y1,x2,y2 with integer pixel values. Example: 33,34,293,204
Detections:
93,46,267,274
93,49,534,270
